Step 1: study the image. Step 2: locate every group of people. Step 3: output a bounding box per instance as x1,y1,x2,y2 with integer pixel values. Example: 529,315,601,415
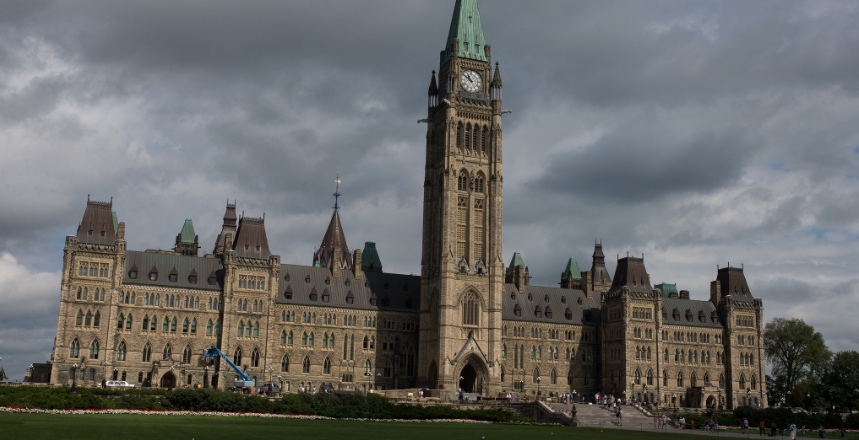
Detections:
653,414,669,429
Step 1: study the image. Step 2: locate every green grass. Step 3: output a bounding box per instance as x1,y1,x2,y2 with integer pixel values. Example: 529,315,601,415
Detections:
0,412,710,440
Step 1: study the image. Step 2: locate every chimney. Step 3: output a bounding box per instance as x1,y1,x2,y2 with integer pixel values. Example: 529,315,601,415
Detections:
353,249,363,280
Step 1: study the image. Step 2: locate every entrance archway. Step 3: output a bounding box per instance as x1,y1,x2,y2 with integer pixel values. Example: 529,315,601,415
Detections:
460,363,477,392
706,395,716,408
160,371,177,389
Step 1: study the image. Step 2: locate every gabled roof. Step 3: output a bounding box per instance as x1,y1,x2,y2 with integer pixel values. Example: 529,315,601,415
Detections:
278,265,419,313
232,216,271,259
122,250,223,291
76,197,116,245
662,298,723,329
443,0,488,64
501,284,601,326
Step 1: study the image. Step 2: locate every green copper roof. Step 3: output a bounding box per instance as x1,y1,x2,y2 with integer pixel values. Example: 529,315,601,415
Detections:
506,252,525,276
443,0,488,64
655,283,678,297
179,219,196,243
562,258,582,280
361,242,383,271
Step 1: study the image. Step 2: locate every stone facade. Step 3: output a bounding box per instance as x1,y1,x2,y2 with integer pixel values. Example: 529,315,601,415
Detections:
47,0,766,409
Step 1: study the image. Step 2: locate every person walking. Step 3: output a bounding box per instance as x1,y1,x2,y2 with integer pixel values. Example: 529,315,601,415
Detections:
743,418,750,434
790,423,797,440
760,420,766,436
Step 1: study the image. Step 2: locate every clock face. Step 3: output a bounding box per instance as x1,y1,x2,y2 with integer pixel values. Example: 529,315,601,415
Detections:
460,70,482,93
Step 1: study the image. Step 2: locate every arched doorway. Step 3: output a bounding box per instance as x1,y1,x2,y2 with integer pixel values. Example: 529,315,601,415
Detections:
160,371,177,389
460,363,478,392
456,355,489,394
706,395,716,408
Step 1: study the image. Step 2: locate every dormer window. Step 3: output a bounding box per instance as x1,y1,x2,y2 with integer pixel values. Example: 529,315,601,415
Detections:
207,276,216,285
188,275,197,284
168,273,178,282
345,292,354,305
149,271,157,281
129,270,138,280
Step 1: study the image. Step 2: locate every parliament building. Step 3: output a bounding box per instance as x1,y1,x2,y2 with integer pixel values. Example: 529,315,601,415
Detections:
49,0,767,409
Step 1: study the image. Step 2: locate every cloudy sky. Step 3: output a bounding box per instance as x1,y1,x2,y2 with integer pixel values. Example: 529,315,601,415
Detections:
1,0,858,381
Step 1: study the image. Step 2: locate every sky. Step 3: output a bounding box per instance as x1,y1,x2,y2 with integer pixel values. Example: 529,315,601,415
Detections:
1,0,858,381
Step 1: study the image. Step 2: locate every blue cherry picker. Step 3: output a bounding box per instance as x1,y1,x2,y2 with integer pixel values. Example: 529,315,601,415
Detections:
202,345,255,390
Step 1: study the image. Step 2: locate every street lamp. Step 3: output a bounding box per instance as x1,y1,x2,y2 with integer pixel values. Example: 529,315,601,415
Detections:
644,383,649,404
203,366,209,389
573,389,577,403
536,376,541,398
71,363,79,393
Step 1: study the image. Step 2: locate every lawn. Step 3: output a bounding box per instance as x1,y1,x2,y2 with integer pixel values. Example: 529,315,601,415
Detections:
0,412,708,440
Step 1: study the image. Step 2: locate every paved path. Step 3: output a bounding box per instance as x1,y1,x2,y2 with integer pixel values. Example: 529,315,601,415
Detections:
547,402,780,439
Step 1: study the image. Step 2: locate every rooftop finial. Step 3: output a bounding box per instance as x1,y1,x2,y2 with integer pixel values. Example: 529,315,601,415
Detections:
333,173,342,211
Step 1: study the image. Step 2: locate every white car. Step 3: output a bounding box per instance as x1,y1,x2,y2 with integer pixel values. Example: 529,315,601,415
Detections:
105,380,135,388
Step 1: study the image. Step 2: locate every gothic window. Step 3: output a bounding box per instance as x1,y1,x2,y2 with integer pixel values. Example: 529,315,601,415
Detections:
171,317,177,333
634,369,642,384
93,311,100,327
456,122,463,151
70,338,80,358
550,369,557,385
151,315,158,332
117,313,125,329
691,372,698,387
142,343,151,362
304,332,309,346
677,371,684,387
207,320,213,336
647,369,654,386
238,321,245,337
183,345,192,364
183,318,189,333
481,126,488,154
465,123,472,152
280,330,287,345
739,374,746,390
288,331,293,345
458,170,468,191
663,370,668,386
251,348,260,367
751,375,757,390
126,313,132,330
162,343,172,361
233,347,242,366
76,309,83,326
301,357,311,373
253,321,259,338
704,373,711,387
190,318,197,334
281,355,290,372
462,291,479,326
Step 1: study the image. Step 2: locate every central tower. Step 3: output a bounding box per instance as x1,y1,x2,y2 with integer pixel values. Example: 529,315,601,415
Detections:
418,0,505,394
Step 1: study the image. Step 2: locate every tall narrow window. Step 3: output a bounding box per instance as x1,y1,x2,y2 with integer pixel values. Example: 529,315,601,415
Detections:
462,291,479,326
70,338,80,358
142,343,151,362
90,339,100,359
117,341,127,361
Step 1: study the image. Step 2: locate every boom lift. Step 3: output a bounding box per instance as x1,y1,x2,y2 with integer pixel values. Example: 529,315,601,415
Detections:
202,345,255,388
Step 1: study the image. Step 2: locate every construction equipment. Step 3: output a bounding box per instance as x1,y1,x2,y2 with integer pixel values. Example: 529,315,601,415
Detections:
202,346,255,388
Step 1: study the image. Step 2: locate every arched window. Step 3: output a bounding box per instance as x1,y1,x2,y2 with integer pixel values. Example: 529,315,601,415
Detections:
462,291,479,326
253,321,259,338
456,122,463,151
237,321,245,337
280,330,287,345
647,369,654,386
191,318,197,334
183,318,189,333
70,338,80,358
364,360,372,375
162,344,172,361
117,313,125,329
323,358,332,375
465,123,472,152
634,369,642,385
76,309,83,326
691,372,698,387
117,341,127,361
281,355,290,372
89,339,99,359
550,369,557,385
183,345,192,364
704,372,711,387
303,357,311,373
85,310,92,326
677,371,684,387
251,348,260,367
141,343,152,362
93,311,101,327
288,331,293,345
125,313,132,330
303,332,309,346
481,126,488,154
719,373,725,388
532,368,540,384
233,347,243,366
751,375,758,390
739,374,746,390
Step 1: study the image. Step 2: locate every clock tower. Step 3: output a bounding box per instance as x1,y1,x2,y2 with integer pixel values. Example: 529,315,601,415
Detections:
418,0,505,395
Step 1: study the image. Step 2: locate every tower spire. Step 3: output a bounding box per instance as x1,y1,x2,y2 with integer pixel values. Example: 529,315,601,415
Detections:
333,173,341,211
443,0,488,64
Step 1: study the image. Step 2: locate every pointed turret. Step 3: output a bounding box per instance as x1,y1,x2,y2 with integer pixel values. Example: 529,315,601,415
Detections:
560,257,582,289
505,252,529,292
443,0,488,64
174,219,200,256
490,62,503,101
428,70,439,108
313,175,352,274
76,196,116,245
361,242,383,273
213,201,238,256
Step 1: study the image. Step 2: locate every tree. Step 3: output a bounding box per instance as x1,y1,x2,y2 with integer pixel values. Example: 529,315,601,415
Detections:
822,351,859,412
764,318,830,401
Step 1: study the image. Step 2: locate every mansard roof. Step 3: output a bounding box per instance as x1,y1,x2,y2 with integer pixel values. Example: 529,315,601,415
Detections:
662,298,723,329
76,197,116,245
278,265,419,313
717,266,754,302
122,250,223,291
506,251,525,276
232,216,271,259
502,285,601,326
609,256,652,294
